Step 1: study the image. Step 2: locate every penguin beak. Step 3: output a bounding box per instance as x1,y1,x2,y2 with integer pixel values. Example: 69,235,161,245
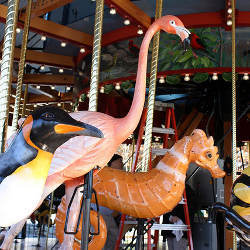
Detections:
54,121,104,138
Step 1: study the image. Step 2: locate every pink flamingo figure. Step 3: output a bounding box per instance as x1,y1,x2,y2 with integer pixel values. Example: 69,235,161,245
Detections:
0,15,190,250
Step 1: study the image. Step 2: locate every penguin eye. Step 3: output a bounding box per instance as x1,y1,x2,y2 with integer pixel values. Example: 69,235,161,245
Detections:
41,112,55,121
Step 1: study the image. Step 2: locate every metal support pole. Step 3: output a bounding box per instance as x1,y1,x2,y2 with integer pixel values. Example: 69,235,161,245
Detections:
231,1,237,249
136,218,145,250
45,191,54,250
0,0,20,152
81,0,104,249
141,0,163,171
12,0,32,131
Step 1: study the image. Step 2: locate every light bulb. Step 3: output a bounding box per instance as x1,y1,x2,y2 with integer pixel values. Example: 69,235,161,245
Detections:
40,65,45,70
59,68,64,73
61,42,66,47
34,104,37,108
80,48,85,53
66,86,71,91
124,19,130,25
41,36,46,41
109,8,116,15
87,92,90,98
137,29,143,35
57,103,62,107
243,73,249,80
227,19,232,26
51,85,55,90
159,76,165,83
227,8,232,14
16,28,21,33
184,74,190,81
100,86,104,93
36,85,40,89
212,73,218,80
115,83,120,90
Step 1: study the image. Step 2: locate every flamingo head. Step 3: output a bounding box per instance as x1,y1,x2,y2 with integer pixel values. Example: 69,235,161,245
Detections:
157,15,191,50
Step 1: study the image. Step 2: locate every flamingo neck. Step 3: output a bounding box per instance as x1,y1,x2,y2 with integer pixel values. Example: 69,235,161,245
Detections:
117,22,159,140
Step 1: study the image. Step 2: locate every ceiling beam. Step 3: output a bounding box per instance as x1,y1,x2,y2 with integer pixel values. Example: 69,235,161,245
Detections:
105,0,151,29
27,92,73,104
0,4,93,47
3,48,75,68
102,25,139,46
12,74,74,86
21,0,74,19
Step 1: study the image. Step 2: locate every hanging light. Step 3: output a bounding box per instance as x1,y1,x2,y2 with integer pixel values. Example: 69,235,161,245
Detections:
227,8,232,14
227,19,232,26
66,86,71,91
41,35,46,41
40,65,45,71
115,83,121,90
159,76,165,83
80,48,85,53
109,8,116,15
16,28,21,33
57,103,62,107
36,85,40,89
243,73,249,80
59,68,64,73
212,73,218,80
61,42,67,47
100,86,104,93
184,74,190,81
137,28,143,35
51,85,55,90
124,19,130,25
70,102,73,105
34,104,37,108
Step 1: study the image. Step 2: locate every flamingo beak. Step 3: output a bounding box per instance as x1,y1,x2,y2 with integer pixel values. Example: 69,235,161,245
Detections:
183,37,190,51
175,25,191,51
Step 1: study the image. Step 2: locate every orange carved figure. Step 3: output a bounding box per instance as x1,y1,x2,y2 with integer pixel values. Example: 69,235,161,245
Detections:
55,129,225,247
55,196,107,250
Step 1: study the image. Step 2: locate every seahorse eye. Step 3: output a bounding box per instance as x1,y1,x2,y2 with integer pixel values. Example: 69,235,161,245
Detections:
206,152,213,159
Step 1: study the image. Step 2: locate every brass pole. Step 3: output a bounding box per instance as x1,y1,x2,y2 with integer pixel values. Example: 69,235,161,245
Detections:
231,0,237,249
21,84,29,117
88,0,104,111
81,0,104,249
142,0,163,171
0,0,20,152
12,0,32,130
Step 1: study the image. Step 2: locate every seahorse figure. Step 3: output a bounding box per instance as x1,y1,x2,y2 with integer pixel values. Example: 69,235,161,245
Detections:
55,129,225,249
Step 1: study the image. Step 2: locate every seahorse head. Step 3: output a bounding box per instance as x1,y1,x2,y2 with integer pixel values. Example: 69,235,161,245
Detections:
189,129,225,178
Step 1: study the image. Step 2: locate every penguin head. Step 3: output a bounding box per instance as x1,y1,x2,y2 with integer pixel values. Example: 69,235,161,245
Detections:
21,106,103,153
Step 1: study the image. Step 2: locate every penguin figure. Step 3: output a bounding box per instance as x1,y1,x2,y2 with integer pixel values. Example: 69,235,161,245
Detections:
0,106,103,227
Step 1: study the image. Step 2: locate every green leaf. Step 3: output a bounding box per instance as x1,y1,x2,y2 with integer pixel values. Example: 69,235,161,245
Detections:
192,73,209,83
191,58,200,68
222,72,232,82
79,93,86,102
166,75,181,84
121,81,132,89
176,49,193,63
160,62,172,71
203,34,217,42
104,84,114,94
200,57,210,68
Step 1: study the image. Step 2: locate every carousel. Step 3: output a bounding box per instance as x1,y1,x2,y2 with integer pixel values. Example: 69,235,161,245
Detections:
0,0,249,249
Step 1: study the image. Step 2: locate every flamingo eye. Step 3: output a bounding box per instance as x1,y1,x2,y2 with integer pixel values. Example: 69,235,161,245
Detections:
206,151,213,159
170,20,175,25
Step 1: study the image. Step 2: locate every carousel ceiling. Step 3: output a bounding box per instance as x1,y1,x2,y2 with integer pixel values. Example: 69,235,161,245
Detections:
0,0,249,121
